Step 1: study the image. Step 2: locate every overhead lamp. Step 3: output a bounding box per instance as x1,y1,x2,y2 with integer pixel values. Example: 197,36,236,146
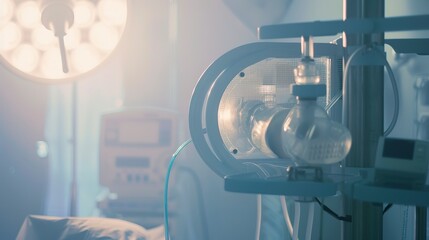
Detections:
0,0,128,83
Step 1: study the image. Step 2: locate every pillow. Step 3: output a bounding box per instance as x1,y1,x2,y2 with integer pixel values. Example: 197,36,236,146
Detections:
16,215,162,240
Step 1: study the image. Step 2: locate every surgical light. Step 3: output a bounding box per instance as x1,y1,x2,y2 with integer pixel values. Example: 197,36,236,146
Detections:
97,0,127,26
71,43,101,72
0,0,14,26
0,22,22,51
0,0,127,83
11,43,40,72
73,1,96,28
16,1,40,29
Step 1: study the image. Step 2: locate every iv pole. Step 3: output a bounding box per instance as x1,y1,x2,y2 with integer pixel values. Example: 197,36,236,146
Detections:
342,0,384,239
255,3,429,239
343,1,427,239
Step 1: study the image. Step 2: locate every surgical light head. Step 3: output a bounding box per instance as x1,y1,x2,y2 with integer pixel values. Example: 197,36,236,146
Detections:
0,0,127,82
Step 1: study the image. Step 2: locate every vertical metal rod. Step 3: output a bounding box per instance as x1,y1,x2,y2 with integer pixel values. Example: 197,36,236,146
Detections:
343,0,385,239
169,0,178,110
415,207,427,240
70,81,78,216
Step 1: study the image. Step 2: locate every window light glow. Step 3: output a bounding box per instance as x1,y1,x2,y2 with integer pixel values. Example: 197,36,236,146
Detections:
0,0,127,81
16,1,40,29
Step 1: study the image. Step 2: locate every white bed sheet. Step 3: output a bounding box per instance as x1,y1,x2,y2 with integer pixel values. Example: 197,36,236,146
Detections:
16,215,164,240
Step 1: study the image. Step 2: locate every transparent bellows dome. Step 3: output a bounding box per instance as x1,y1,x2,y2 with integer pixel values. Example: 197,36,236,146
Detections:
218,58,331,160
281,36,352,166
282,98,352,165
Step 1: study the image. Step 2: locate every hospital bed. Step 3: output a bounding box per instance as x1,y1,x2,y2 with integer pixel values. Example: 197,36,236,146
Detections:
16,215,164,240
14,108,178,240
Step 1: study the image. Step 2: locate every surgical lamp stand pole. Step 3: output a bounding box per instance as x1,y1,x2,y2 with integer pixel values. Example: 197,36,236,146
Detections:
342,0,384,239
70,81,78,217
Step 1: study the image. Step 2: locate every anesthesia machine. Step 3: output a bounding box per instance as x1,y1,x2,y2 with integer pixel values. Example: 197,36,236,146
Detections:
98,107,177,227
184,1,429,239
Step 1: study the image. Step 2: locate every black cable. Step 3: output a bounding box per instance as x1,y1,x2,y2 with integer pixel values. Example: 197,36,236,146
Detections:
383,203,393,215
315,198,352,223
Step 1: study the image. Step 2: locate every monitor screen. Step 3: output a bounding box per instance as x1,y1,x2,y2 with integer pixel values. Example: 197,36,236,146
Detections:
118,120,160,145
382,138,415,160
116,157,150,168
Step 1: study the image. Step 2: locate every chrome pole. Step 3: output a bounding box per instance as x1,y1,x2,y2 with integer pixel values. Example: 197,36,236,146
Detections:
343,0,384,239
415,207,427,240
